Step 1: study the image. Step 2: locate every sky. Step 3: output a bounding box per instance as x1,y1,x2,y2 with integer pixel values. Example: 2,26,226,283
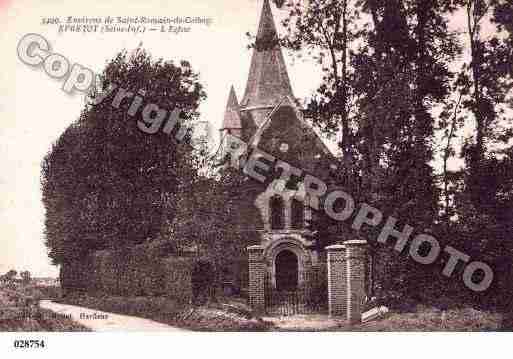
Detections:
0,0,497,278
0,0,323,277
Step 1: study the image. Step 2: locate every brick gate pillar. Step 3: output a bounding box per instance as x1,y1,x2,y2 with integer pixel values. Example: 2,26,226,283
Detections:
345,240,368,324
326,244,347,317
247,245,265,313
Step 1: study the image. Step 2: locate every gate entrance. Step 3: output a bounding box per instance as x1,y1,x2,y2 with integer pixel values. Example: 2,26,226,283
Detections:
275,250,298,291
265,252,325,316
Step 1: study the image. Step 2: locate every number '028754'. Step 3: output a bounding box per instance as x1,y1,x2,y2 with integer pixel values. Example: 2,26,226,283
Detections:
13,340,46,349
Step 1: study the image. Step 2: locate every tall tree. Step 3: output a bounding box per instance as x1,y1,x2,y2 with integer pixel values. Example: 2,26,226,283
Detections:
456,0,513,208
41,48,206,264
278,0,358,160
280,0,461,295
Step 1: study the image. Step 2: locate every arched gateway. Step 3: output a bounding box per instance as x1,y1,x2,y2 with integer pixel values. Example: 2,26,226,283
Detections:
258,234,318,316
263,237,311,291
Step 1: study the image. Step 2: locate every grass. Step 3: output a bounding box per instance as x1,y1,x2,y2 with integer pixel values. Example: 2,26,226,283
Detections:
355,305,502,331
0,282,89,332
18,279,500,332
60,292,273,331
0,307,91,332
59,291,502,331
263,305,502,331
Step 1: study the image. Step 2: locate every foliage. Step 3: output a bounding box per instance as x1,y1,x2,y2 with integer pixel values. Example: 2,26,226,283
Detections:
41,48,206,264
0,282,89,332
4,270,17,280
276,0,513,308
168,166,263,285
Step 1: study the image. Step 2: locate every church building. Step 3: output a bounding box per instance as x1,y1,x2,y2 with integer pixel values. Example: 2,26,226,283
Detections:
219,0,339,303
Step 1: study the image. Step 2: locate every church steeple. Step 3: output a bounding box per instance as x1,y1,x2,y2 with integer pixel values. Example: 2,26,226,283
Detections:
220,85,242,138
240,0,294,125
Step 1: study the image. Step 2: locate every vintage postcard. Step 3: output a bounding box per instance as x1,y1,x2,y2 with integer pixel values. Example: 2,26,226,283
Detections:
1,0,512,356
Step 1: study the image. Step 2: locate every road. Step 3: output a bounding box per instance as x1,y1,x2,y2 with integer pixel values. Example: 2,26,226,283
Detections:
39,300,187,332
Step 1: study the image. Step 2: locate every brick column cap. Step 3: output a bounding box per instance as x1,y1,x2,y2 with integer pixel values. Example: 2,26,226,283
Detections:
247,245,265,251
325,244,346,251
344,240,368,246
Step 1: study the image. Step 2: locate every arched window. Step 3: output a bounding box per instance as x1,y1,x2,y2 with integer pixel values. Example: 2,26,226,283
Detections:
270,196,285,230
291,199,304,229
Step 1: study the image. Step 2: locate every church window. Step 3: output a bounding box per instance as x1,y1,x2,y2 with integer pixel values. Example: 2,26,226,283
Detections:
291,198,304,229
270,196,285,230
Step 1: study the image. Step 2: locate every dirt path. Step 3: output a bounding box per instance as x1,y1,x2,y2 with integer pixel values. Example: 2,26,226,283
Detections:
262,314,348,331
39,300,187,332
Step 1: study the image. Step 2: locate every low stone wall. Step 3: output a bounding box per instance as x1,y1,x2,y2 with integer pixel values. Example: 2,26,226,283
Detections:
61,246,200,304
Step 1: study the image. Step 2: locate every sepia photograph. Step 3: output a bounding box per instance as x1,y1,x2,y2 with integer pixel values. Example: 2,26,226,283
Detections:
1,0,513,356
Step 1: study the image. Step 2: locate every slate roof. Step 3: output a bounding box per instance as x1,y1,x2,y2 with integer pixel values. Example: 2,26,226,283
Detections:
221,85,242,130
240,0,294,110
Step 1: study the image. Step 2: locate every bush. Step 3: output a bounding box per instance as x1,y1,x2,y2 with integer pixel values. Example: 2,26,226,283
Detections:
32,285,62,300
62,250,200,303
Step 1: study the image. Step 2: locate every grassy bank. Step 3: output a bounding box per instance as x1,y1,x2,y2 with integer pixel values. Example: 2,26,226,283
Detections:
0,284,89,332
264,305,502,331
60,292,272,331
356,305,502,331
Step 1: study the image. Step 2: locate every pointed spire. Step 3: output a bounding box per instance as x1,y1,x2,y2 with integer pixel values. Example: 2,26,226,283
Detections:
221,85,242,129
241,0,294,111
256,0,278,41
